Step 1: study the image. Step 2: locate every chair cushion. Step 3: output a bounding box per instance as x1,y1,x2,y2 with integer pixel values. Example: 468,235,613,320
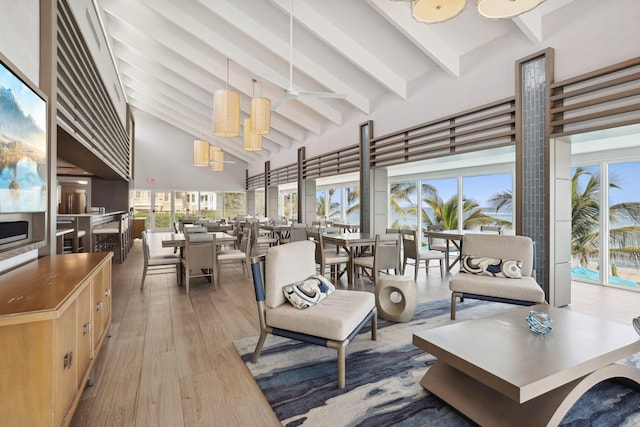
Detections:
353,256,373,269
265,240,317,308
267,290,375,341
462,234,534,277
217,249,245,261
460,255,522,279
449,273,545,303
418,250,444,260
282,275,336,309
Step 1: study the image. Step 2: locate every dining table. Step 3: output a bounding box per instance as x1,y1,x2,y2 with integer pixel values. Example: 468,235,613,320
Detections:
331,221,360,233
161,232,236,255
422,230,465,272
321,232,377,286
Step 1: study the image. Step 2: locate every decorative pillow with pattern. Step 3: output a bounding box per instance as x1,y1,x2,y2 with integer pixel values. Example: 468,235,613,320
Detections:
460,255,523,279
282,275,336,309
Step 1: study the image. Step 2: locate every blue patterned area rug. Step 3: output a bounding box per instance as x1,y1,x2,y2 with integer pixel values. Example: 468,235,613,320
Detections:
234,299,640,427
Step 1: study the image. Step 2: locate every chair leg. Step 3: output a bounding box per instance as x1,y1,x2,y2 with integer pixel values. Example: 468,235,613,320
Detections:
140,267,147,291
251,331,268,363
414,260,419,281
371,312,377,341
439,259,445,278
451,292,461,320
337,346,346,389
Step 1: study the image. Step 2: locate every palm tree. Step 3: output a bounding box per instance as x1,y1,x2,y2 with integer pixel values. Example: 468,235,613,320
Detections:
488,189,512,213
420,193,506,230
572,167,640,269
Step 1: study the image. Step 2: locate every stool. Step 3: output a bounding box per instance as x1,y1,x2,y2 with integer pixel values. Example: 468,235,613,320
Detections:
375,276,417,322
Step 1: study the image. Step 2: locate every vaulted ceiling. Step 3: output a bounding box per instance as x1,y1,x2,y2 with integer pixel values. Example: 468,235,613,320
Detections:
97,0,577,165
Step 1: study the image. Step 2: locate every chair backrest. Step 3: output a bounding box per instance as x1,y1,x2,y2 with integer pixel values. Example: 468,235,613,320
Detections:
480,225,504,234
305,230,324,265
385,228,400,234
401,229,418,259
288,225,308,243
184,225,207,234
142,231,151,265
184,233,216,272
461,233,534,277
240,228,252,254
264,240,316,308
374,233,401,272
426,224,447,248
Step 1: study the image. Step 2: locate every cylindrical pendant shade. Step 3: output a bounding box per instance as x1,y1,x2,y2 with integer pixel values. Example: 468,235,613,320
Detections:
210,145,224,171
193,139,210,166
213,89,240,137
243,118,262,151
250,97,271,134
476,0,545,19
412,0,466,23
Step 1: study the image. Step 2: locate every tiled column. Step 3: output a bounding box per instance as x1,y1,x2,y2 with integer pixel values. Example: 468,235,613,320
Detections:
359,121,372,234
516,48,570,306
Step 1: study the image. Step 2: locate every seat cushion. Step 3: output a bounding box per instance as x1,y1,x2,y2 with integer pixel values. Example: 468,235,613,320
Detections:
449,273,545,303
267,290,375,341
418,250,444,260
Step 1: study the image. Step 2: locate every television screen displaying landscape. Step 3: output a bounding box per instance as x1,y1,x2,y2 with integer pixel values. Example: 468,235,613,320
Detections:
0,60,47,213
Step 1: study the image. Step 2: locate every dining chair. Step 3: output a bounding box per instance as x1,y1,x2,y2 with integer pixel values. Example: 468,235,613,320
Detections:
182,233,216,294
249,240,377,389
401,229,445,280
252,222,278,250
480,225,504,234
279,223,307,244
307,230,349,281
216,228,251,279
140,231,182,290
184,225,207,234
426,224,457,258
353,233,401,284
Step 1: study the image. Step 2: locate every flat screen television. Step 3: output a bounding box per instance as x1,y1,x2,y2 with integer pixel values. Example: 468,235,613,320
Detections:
0,57,47,213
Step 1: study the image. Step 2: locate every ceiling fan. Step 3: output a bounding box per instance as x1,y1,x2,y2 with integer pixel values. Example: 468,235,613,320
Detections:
270,0,347,111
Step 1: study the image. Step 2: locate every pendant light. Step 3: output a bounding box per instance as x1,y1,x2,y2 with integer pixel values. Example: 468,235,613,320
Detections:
412,0,466,23
243,118,262,151
476,0,546,19
214,58,240,137
210,145,224,171
250,79,270,134
193,139,210,166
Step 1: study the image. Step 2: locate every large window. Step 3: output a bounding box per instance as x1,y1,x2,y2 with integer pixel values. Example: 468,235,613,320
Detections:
389,181,418,230
316,184,359,221
462,173,513,231
175,191,198,216
420,178,458,229
570,162,640,289
199,192,223,219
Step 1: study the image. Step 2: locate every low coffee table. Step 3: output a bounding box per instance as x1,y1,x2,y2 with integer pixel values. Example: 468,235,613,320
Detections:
413,304,640,427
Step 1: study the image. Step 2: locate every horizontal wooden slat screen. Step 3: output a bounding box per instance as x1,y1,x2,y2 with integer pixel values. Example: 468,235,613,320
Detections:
57,0,130,180
267,163,297,186
550,57,640,138
246,173,264,190
302,144,360,180
370,98,516,168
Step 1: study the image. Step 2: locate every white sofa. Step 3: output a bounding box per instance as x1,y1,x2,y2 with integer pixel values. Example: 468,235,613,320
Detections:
449,233,546,319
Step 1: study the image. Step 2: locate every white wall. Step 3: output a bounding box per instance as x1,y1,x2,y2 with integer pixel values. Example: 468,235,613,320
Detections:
133,109,248,191
0,0,40,84
247,0,640,176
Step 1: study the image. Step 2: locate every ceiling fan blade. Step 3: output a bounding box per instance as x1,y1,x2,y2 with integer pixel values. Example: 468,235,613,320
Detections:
298,91,347,99
210,160,236,164
271,93,296,111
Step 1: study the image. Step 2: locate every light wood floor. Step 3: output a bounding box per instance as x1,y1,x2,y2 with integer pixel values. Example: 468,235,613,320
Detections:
71,234,640,426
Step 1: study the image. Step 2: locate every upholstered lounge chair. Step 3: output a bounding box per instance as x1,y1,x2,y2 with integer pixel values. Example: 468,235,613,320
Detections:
250,240,377,388
449,233,546,320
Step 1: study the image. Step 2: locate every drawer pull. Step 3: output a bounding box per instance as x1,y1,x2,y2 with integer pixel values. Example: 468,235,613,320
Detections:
105,288,111,297
63,351,73,369
96,301,103,311
83,322,91,335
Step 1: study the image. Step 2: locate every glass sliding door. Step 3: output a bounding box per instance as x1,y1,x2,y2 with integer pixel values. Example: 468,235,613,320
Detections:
420,178,458,230
224,192,246,220
152,191,172,231
607,161,640,288
131,190,151,225
199,191,223,219
175,191,199,218
461,173,513,231
389,180,418,230
570,165,601,284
